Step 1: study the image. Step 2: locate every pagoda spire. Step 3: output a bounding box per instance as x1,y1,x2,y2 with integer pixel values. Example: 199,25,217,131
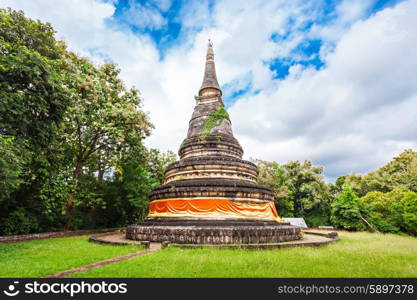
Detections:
125,38,298,247
199,39,221,96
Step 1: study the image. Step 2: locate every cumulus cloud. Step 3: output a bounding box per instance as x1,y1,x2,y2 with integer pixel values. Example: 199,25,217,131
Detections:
1,0,415,181
122,0,168,30
229,0,417,179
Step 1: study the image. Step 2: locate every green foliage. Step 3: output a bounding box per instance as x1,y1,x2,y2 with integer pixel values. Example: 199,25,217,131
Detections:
361,189,417,234
366,149,417,193
401,192,417,235
354,189,417,235
338,149,417,197
304,208,328,228
330,150,417,235
331,184,366,231
0,136,27,201
0,8,69,148
99,150,158,226
359,189,404,233
200,106,229,140
58,51,153,229
0,9,162,235
256,159,332,226
256,161,293,215
331,181,417,235
179,138,189,149
0,8,72,234
0,207,38,235
146,149,177,185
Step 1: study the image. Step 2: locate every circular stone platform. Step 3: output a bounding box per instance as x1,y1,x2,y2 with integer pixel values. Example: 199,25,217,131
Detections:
126,218,302,244
90,230,338,250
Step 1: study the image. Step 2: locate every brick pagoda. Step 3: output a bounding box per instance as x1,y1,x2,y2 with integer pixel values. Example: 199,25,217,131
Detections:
126,41,301,244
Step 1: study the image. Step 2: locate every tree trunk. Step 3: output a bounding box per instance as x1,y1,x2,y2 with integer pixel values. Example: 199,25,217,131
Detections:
63,194,74,231
63,160,83,231
360,215,380,233
98,168,104,182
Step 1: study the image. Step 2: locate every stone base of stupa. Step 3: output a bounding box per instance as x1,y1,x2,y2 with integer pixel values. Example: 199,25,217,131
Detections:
125,179,302,244
126,218,301,244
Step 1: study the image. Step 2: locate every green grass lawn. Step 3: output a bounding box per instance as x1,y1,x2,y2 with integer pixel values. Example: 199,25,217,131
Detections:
69,232,417,278
1,232,416,278
0,236,141,277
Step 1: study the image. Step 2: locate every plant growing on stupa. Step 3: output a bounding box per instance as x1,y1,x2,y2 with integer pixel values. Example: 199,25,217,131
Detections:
199,106,229,141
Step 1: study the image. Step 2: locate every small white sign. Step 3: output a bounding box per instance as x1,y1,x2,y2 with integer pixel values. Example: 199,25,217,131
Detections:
282,218,308,228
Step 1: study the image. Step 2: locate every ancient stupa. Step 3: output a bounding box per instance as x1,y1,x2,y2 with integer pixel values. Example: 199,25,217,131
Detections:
126,41,301,244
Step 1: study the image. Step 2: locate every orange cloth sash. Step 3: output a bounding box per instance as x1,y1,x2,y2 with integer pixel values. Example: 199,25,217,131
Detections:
147,198,282,222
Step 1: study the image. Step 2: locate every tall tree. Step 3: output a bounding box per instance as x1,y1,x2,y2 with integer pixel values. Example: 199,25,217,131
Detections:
256,159,332,226
0,136,27,202
0,9,156,234
401,192,417,235
336,149,417,197
359,188,417,235
0,8,72,234
331,184,367,231
0,8,69,148
60,54,153,230
146,149,177,185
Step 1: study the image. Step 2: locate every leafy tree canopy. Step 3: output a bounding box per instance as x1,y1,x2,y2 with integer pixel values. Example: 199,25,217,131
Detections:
331,184,366,231
336,149,417,196
255,159,332,227
0,8,159,234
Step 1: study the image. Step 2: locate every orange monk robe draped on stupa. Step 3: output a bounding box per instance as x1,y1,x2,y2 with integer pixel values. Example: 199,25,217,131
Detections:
147,198,281,222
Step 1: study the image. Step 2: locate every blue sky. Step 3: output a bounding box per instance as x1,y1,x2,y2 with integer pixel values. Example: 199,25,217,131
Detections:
110,0,184,50
104,0,404,107
109,0,402,103
1,0,416,181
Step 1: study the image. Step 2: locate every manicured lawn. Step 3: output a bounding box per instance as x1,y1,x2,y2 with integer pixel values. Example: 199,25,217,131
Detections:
70,232,417,278
0,235,141,277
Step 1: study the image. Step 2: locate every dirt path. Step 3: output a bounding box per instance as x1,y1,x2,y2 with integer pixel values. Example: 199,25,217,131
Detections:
43,243,161,278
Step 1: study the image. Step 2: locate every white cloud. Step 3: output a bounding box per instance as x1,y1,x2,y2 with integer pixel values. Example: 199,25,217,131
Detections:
336,0,373,23
229,0,417,179
122,0,168,30
154,0,172,12
1,0,416,181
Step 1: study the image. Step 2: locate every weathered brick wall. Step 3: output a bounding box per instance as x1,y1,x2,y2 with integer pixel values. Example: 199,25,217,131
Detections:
126,224,301,244
0,227,123,244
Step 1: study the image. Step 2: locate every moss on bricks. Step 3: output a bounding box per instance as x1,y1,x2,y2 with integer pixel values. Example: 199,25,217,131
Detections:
200,107,229,141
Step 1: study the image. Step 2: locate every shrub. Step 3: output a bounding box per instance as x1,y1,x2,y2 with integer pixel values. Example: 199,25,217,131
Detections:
331,184,366,231
401,192,417,235
0,208,38,235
